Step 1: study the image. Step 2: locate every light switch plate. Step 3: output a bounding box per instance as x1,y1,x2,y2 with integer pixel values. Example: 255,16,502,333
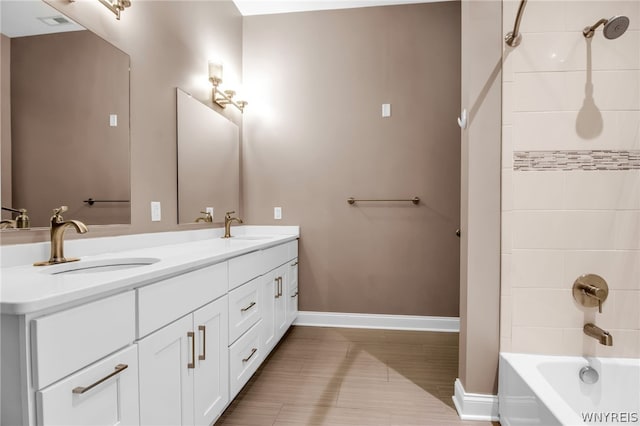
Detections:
151,202,161,222
382,103,391,118
109,114,118,127
274,207,282,220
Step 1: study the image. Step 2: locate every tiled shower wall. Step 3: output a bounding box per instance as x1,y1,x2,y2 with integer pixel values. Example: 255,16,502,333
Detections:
501,0,640,357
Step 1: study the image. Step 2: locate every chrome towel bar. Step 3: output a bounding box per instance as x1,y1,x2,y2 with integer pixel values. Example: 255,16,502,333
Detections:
347,197,420,205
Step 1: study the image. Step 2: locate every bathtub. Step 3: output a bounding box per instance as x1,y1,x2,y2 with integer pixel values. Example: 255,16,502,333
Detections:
499,353,640,425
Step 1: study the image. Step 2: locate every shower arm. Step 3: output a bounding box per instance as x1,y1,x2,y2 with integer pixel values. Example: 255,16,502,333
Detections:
583,18,608,38
505,0,528,47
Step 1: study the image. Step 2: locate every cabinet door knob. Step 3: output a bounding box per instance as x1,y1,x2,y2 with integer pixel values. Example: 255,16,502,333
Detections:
72,364,128,394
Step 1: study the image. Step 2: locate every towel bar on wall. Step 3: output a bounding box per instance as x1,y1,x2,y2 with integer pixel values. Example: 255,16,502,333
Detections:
83,198,131,206
347,197,420,205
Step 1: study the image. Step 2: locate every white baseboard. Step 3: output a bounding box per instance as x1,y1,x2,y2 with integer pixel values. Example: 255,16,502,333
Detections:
452,378,499,422
293,311,459,332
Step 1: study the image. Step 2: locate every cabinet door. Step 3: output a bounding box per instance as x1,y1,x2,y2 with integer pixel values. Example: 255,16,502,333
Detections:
274,264,289,341
138,315,194,426
193,297,229,426
261,271,277,353
286,259,299,328
36,345,139,426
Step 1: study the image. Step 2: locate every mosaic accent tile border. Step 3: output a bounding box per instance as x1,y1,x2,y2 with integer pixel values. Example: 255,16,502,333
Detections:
514,150,640,171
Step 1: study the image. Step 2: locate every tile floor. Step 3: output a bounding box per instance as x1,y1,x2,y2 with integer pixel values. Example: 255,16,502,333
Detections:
216,326,499,426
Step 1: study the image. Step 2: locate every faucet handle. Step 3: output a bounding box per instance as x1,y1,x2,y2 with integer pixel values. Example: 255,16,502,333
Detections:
573,274,609,313
225,211,235,218
53,206,68,216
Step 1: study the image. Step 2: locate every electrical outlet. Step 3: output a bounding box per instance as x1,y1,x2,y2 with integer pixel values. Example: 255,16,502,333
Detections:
274,207,282,220
206,207,214,219
151,201,161,222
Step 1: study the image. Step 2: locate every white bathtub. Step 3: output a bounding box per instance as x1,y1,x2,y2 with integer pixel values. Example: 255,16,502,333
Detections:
499,353,640,425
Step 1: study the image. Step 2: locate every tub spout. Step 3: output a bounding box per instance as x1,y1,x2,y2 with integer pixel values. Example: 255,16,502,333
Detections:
584,323,613,346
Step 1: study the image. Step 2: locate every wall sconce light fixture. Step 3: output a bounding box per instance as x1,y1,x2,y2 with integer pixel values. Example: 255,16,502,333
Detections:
208,62,247,113
97,0,131,20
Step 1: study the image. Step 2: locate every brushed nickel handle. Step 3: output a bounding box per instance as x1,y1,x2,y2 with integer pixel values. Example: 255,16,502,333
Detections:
242,348,257,363
241,301,256,312
187,331,195,369
72,364,128,394
274,277,281,299
198,325,206,361
291,291,298,298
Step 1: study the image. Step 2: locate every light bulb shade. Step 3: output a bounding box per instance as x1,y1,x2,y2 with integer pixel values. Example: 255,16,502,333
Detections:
208,62,223,83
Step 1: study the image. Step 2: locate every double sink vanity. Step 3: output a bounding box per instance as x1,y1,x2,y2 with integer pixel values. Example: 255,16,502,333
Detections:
1,226,300,426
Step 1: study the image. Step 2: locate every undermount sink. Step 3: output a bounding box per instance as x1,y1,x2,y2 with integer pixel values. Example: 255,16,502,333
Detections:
43,257,161,275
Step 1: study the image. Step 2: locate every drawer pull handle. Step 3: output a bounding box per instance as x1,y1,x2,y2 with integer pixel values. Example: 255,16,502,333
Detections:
278,277,283,297
291,291,298,298
274,277,281,298
241,301,256,312
187,331,195,369
242,348,258,363
72,364,128,394
198,325,206,361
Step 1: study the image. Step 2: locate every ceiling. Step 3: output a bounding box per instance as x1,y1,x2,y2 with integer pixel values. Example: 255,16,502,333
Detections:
1,1,84,38
231,0,450,16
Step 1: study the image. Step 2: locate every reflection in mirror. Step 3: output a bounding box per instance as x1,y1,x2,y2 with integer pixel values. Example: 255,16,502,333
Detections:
1,0,131,229
177,88,239,225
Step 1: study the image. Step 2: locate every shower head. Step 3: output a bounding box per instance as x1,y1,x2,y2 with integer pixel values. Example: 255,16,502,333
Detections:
583,15,630,39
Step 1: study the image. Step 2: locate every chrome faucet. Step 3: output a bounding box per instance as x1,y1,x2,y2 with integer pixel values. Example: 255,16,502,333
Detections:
584,323,613,346
223,211,243,238
34,206,89,266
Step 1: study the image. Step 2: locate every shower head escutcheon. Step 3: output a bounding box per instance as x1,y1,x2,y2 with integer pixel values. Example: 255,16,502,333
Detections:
583,15,630,39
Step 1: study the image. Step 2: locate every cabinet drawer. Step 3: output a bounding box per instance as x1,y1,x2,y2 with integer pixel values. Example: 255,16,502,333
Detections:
138,262,227,337
228,277,261,344
228,250,265,291
262,243,292,273
36,344,139,426
32,291,135,390
229,320,263,398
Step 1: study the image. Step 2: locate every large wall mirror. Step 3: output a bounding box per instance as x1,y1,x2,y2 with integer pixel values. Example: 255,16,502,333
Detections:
177,88,239,225
1,0,131,229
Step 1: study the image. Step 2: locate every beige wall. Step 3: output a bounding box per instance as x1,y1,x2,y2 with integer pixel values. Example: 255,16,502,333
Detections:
1,0,242,244
1,34,11,220
458,0,502,395
10,30,130,227
243,3,461,316
501,0,640,358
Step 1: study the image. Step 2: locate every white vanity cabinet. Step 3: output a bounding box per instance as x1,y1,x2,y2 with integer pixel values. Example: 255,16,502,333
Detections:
137,263,229,426
1,232,299,426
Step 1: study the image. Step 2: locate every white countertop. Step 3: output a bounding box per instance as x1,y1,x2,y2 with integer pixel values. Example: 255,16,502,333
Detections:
0,226,299,315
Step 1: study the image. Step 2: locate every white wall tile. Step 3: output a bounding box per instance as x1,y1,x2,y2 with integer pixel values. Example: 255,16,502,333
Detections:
512,211,640,250
512,31,640,73
503,81,514,125
501,295,513,339
514,70,640,112
564,1,640,32
598,290,640,330
512,171,565,210
594,329,640,358
502,211,513,255
512,249,564,288
563,170,640,210
512,288,583,327
502,169,513,211
518,0,566,34
502,125,513,169
564,250,640,291
513,111,640,151
502,253,512,296
511,326,565,354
